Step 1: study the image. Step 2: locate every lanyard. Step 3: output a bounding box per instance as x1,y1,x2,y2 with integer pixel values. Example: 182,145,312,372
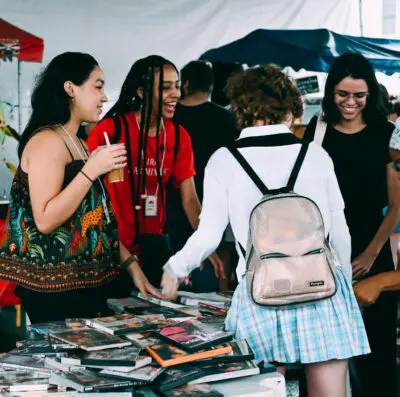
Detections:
135,117,166,198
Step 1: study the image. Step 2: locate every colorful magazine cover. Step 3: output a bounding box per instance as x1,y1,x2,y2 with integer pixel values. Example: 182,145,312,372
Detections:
50,329,131,351
156,320,233,352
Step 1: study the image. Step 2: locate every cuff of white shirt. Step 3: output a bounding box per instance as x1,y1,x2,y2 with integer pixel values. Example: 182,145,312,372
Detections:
163,258,188,280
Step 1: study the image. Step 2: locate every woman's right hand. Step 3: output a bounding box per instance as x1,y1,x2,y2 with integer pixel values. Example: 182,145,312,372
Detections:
83,144,127,179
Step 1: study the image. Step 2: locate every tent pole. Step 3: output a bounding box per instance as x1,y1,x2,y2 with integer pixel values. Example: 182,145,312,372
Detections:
17,60,21,134
359,0,364,36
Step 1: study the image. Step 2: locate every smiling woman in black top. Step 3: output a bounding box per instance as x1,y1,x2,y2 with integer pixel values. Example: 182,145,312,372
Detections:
304,52,400,397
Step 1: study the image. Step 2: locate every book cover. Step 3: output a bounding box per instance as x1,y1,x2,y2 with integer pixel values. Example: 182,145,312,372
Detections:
85,313,156,335
0,354,52,374
156,320,233,353
61,346,141,367
152,364,205,392
100,364,164,382
26,320,86,336
147,342,232,367
107,296,156,313
123,332,163,349
50,329,131,351
188,360,260,384
164,383,223,397
0,370,50,392
44,357,83,372
8,340,70,358
192,340,254,365
124,305,193,320
49,369,133,392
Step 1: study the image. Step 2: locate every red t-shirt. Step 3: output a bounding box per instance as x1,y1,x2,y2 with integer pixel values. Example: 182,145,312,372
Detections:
87,112,195,254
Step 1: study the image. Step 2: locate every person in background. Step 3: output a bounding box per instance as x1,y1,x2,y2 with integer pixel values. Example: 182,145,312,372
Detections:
87,55,223,290
304,52,400,397
0,52,161,324
171,60,239,291
161,64,370,397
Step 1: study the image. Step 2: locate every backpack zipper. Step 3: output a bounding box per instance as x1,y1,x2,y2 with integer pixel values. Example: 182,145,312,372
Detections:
260,247,324,260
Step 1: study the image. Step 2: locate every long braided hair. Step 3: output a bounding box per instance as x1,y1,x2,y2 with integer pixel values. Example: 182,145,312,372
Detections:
104,55,179,237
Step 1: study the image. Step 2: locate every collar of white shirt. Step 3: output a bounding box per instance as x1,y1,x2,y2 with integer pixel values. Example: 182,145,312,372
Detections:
238,124,292,139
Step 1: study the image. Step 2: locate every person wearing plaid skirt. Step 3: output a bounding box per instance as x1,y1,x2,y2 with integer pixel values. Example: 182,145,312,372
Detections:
161,65,370,397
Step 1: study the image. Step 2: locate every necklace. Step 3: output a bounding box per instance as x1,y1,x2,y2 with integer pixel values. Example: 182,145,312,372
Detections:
59,124,111,224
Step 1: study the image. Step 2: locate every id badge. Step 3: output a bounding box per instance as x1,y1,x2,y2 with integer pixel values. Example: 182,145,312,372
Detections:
145,195,158,217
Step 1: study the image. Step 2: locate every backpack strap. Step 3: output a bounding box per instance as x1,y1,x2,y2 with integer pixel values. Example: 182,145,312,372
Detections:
227,146,270,196
314,113,327,145
286,142,310,191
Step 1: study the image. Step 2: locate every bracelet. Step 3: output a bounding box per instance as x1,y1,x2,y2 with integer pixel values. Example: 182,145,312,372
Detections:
80,170,94,184
121,254,139,269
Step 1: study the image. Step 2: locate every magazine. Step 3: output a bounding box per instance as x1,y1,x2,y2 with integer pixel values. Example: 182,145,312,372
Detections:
107,296,155,313
50,329,131,351
49,369,133,392
123,332,163,349
26,320,86,336
164,383,223,397
124,305,193,320
100,364,164,382
152,364,205,392
85,313,156,335
0,354,52,374
189,360,260,384
0,370,50,392
192,340,254,365
147,342,232,367
60,346,141,367
155,319,233,352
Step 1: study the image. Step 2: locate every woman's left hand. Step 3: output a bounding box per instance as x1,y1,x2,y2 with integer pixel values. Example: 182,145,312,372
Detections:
127,261,164,300
352,250,377,280
353,276,383,307
161,271,179,301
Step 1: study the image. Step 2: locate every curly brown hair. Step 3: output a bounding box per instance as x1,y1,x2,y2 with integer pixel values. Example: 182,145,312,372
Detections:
225,64,303,129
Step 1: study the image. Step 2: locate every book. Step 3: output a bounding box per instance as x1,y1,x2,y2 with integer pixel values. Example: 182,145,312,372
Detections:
176,292,231,307
131,291,185,309
123,332,163,349
124,305,194,320
50,329,131,351
49,369,134,392
107,296,156,313
85,313,156,335
156,319,233,353
100,364,165,383
60,346,141,367
44,357,83,373
198,303,227,316
26,319,86,336
8,340,70,358
147,342,232,367
0,370,50,392
192,340,254,365
0,354,53,374
3,391,134,397
164,383,223,397
189,360,260,384
152,364,205,392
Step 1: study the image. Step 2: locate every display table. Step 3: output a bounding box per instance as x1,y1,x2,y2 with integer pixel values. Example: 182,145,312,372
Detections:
140,372,286,397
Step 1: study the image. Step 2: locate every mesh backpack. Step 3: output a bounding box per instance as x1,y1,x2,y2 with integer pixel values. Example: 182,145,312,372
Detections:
228,139,337,308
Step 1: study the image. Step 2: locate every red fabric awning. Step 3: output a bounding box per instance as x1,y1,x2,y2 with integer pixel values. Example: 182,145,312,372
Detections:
0,18,44,63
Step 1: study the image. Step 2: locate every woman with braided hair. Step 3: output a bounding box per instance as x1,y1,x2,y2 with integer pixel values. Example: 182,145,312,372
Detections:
88,55,223,291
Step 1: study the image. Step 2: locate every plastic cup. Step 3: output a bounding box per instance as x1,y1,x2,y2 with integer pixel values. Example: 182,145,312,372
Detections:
98,145,125,183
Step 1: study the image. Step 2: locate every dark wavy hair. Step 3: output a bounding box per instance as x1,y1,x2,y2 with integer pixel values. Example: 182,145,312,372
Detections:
18,52,99,159
322,53,387,126
225,64,303,129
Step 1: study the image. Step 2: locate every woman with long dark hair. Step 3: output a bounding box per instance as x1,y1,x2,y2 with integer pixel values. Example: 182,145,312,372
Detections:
87,55,223,289
0,52,160,323
303,52,400,397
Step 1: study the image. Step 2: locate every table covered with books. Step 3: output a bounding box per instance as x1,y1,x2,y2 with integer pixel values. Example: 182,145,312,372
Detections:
0,291,285,397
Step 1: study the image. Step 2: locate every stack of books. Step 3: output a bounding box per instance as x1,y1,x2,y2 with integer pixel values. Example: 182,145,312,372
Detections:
0,292,271,396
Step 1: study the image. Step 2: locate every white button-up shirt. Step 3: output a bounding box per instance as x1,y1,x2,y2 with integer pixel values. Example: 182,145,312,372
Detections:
166,124,351,280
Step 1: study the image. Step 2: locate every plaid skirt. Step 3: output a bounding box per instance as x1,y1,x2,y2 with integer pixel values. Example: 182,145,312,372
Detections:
225,266,370,364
